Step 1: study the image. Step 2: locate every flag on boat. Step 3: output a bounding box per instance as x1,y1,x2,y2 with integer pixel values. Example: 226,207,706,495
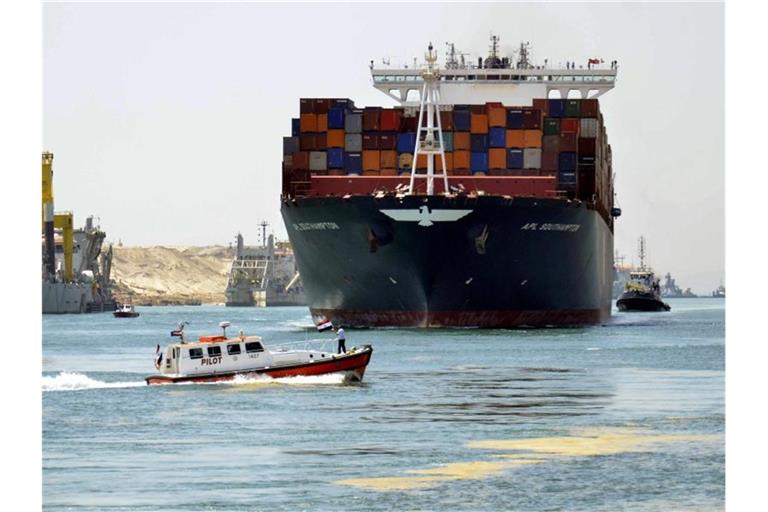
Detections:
154,344,163,369
170,329,183,337
316,319,334,332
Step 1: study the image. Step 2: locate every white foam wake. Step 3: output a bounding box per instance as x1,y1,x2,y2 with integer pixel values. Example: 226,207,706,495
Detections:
228,373,347,386
42,372,145,392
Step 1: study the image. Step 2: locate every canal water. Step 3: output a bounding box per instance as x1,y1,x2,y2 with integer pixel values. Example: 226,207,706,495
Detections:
43,299,724,511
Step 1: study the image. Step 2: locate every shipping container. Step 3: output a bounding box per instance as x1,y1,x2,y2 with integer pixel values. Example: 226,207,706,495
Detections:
454,150,470,171
380,109,402,131
283,136,299,155
291,118,300,137
362,134,379,150
344,133,362,152
362,150,381,171
300,113,317,133
470,104,487,114
543,118,560,136
542,151,558,171
471,114,489,134
506,109,524,129
559,152,577,172
317,113,328,133
327,107,345,129
314,99,330,114
579,118,598,138
560,118,580,134
471,134,488,152
453,110,471,131
299,134,316,151
327,129,345,149
396,133,416,154
523,129,543,148
453,104,471,111
400,116,418,132
559,133,578,152
548,99,565,118
506,129,525,148
522,109,542,129
453,132,471,151
488,127,506,148
440,110,454,131
542,134,560,154
344,152,362,174
564,99,581,118
507,149,524,169
293,151,310,170
439,152,454,173
330,98,355,110
578,137,596,156
442,132,454,152
488,106,506,127
299,98,314,114
327,148,344,169
524,148,542,169
416,153,427,170
309,151,327,171
380,150,397,169
533,98,549,115
379,133,397,150
581,98,599,118
315,133,327,151
489,148,506,170
558,170,578,184
362,108,381,131
344,112,362,133
471,152,488,172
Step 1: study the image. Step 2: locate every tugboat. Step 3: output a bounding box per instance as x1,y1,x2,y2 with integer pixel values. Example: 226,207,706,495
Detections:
113,302,140,318
616,237,671,312
145,321,373,385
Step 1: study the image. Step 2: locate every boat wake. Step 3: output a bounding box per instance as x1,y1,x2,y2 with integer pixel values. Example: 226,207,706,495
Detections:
228,373,347,386
42,372,145,392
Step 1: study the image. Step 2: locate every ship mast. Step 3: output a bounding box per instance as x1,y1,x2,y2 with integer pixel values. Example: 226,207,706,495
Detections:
408,42,449,196
638,236,647,271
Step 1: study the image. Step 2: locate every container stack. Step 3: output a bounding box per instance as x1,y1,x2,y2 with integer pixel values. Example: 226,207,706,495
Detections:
283,97,612,208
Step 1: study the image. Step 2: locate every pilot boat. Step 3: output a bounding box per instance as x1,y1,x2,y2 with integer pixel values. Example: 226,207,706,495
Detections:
145,322,373,385
616,270,671,312
113,303,140,318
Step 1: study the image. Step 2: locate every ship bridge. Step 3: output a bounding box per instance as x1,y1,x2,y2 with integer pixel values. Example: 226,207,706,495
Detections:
371,39,617,106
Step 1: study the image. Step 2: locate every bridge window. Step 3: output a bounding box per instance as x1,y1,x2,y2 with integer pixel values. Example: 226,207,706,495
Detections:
189,348,203,359
227,344,241,355
207,346,222,357
245,341,264,353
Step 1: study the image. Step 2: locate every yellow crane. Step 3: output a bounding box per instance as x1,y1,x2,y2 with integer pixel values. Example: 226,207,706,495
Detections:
42,152,74,282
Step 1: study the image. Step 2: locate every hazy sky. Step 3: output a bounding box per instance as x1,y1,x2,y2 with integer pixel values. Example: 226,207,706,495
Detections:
43,2,724,294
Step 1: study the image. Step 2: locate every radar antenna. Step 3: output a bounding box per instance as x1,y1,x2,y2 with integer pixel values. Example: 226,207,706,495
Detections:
484,34,503,69
408,42,449,196
516,41,532,69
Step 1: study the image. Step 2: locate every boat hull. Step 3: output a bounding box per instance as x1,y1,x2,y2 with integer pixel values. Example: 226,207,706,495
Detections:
281,195,614,327
145,345,372,385
616,293,670,312
113,312,140,318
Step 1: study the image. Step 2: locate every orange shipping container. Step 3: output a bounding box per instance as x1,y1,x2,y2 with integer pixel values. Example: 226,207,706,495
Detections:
453,150,470,170
435,152,454,172
471,114,489,134
453,132,471,151
488,107,506,128
523,130,543,148
362,150,381,171
380,168,398,176
506,129,525,148
362,169,381,176
533,98,549,115
300,113,317,133
316,113,328,133
380,150,397,169
560,118,580,134
327,129,345,148
489,148,506,169
416,153,427,170
440,111,454,131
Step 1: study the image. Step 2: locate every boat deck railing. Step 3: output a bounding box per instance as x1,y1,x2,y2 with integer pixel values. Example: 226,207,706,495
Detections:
270,338,338,353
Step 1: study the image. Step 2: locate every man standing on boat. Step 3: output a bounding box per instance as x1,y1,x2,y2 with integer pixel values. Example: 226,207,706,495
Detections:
336,326,346,354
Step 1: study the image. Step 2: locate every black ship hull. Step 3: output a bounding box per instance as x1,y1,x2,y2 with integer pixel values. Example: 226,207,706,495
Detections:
617,291,671,312
281,195,613,328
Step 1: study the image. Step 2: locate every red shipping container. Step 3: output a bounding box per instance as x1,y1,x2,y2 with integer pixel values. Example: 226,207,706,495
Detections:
581,98,599,118
362,108,381,131
470,104,487,114
380,150,397,169
327,129,345,149
314,98,330,114
559,133,578,152
487,106,506,127
300,113,317,133
453,132,471,150
378,133,397,150
316,113,328,133
453,150,470,170
315,133,327,150
299,133,316,151
522,109,542,129
440,110,454,131
471,114,489,134
542,152,558,171
533,98,549,115
488,148,507,170
399,116,418,132
293,151,310,170
362,134,379,150
560,118,580,134
578,137,596,156
380,109,403,131
362,150,381,171
299,98,314,114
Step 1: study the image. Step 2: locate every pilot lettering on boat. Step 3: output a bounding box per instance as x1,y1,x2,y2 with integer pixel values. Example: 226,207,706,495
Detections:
201,357,222,366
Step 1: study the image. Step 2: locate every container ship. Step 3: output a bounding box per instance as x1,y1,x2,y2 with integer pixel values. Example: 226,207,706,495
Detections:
280,38,620,327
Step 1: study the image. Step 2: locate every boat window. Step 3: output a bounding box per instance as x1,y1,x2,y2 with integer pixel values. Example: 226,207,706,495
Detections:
227,344,241,355
189,348,203,359
207,346,222,357
245,341,264,353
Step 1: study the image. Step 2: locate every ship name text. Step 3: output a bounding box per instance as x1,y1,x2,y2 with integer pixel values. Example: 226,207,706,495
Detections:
292,222,341,231
521,223,581,232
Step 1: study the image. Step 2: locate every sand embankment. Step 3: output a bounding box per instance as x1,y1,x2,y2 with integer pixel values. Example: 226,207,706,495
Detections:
111,246,232,305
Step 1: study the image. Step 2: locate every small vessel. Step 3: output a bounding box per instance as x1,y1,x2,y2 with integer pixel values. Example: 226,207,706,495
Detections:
145,321,373,385
616,237,670,312
113,302,140,318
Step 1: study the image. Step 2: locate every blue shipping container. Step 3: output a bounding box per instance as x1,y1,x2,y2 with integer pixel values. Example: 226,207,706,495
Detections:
327,107,346,129
559,152,578,171
470,134,488,152
558,170,577,184
344,152,362,174
442,132,453,152
471,152,488,172
291,118,300,137
396,133,417,153
489,127,506,148
507,110,524,129
327,148,344,169
507,149,524,169
548,99,566,118
453,110,471,131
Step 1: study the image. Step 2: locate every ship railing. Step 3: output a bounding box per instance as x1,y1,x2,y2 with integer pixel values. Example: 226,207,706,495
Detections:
269,338,338,353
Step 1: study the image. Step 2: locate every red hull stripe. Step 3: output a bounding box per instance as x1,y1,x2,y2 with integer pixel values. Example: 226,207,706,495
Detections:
310,308,610,328
146,347,372,385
